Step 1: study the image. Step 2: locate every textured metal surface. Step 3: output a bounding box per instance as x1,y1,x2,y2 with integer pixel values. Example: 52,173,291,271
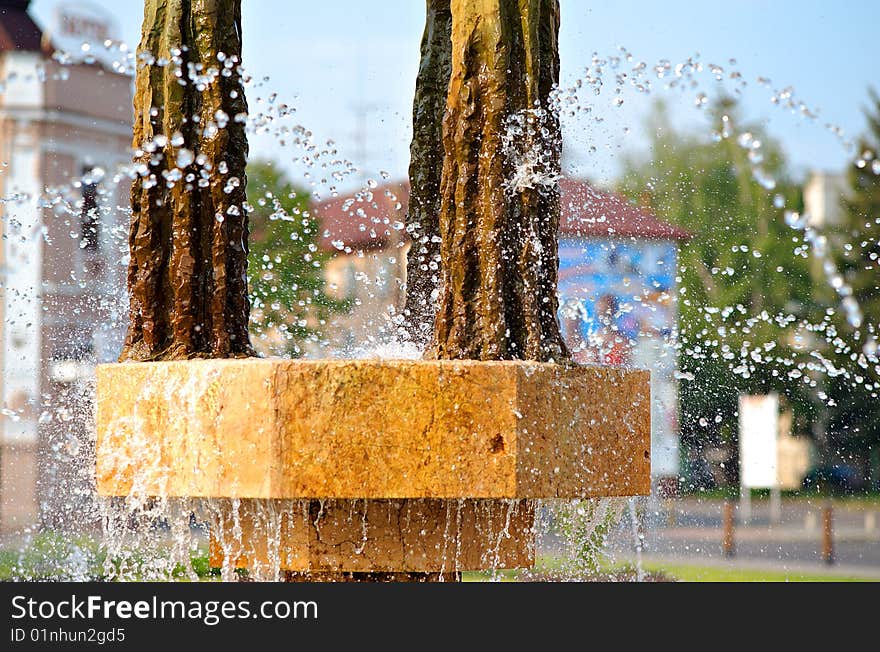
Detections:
122,0,253,361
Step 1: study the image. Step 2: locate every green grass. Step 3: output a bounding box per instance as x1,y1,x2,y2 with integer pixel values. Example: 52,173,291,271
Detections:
462,556,877,582
462,564,872,582
0,532,107,581
0,533,222,581
637,562,872,582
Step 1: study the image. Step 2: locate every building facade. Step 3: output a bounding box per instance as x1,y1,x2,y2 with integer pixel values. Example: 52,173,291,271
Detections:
316,181,410,355
803,171,847,229
0,1,131,532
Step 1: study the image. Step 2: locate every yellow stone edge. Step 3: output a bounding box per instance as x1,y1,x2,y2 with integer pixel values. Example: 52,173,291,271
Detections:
96,359,651,499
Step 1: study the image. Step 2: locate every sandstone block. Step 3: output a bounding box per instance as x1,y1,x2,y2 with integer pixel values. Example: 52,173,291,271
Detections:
96,358,651,499
207,498,534,573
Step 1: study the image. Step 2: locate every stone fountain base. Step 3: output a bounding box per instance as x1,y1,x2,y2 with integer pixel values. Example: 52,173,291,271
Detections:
96,359,650,576
207,498,535,573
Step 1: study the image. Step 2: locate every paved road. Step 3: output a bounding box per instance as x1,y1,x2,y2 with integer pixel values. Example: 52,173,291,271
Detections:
598,497,880,576
610,500,880,577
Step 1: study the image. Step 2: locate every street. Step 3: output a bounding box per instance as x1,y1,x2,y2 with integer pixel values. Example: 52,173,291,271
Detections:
602,497,880,578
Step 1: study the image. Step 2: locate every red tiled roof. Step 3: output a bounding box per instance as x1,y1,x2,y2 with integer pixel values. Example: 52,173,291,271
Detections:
0,2,43,54
315,177,688,252
315,181,409,252
558,177,691,240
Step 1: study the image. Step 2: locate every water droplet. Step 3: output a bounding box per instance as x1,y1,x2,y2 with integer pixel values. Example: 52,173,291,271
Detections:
752,167,776,190
784,210,807,230
175,148,194,168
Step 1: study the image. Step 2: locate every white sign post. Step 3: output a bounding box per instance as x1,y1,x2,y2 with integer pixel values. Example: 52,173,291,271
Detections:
739,393,780,524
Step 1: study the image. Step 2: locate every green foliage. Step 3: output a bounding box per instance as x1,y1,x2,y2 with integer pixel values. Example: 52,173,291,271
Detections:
820,89,880,464
0,532,224,581
550,499,622,575
181,553,221,579
618,98,816,450
247,160,346,356
0,532,106,581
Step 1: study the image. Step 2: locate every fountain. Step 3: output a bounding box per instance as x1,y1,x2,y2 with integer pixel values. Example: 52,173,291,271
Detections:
0,0,873,585
95,0,650,581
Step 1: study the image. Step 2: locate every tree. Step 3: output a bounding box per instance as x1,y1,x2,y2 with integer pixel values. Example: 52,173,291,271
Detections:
246,160,345,357
820,89,880,482
618,98,817,464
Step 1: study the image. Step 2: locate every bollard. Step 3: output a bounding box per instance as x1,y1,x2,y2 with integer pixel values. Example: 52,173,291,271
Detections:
821,503,835,565
722,500,736,557
769,487,782,524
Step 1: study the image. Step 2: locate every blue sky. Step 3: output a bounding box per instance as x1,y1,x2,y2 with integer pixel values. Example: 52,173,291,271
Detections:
31,0,880,189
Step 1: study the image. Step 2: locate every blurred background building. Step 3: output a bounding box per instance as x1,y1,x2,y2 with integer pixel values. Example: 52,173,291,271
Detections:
316,181,409,354
0,0,131,532
804,171,847,229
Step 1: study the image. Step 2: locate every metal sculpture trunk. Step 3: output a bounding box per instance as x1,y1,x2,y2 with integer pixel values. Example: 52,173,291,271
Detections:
403,0,451,347
121,0,253,361
427,0,569,362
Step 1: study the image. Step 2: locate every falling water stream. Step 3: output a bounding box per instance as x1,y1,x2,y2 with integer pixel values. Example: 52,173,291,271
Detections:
628,498,645,582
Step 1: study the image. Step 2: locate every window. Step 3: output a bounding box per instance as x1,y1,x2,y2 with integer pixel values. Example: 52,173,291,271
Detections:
80,167,99,251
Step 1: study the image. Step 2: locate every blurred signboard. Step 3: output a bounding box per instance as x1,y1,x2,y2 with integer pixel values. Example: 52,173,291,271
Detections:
45,2,121,68
739,393,779,489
